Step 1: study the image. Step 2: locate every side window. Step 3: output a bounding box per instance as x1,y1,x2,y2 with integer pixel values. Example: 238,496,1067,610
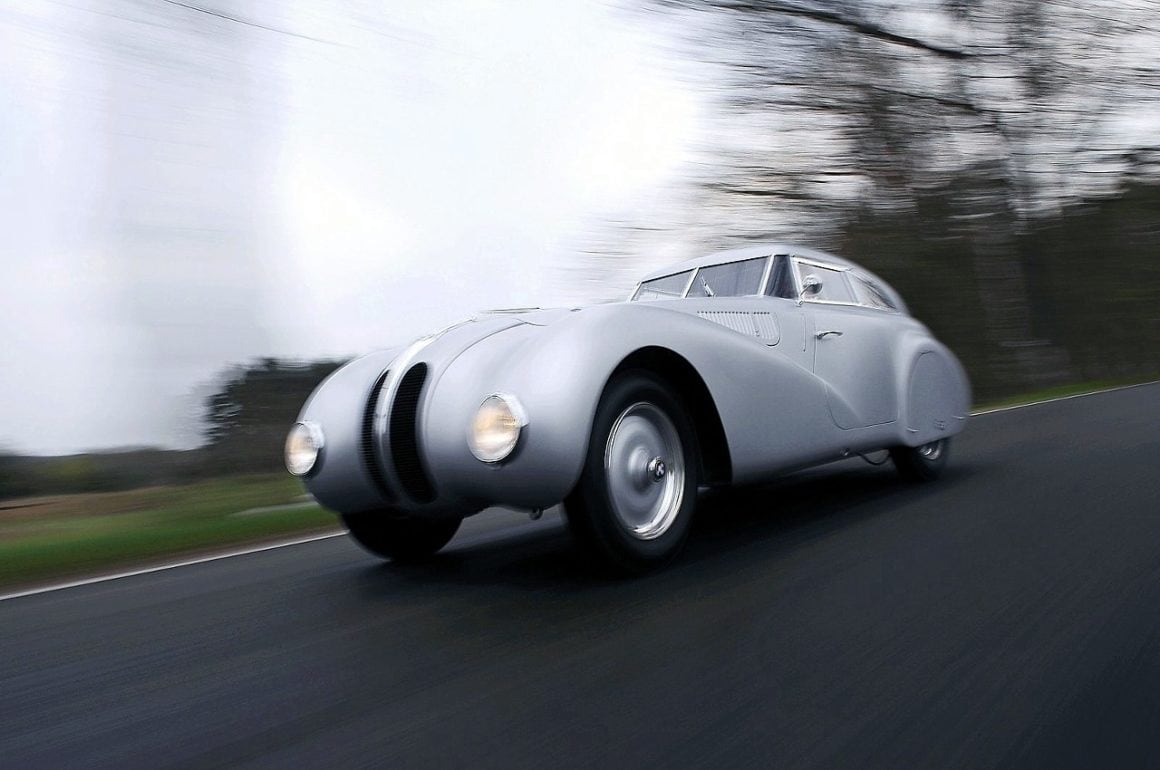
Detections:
765,255,796,299
798,263,856,304
686,257,768,298
633,270,693,301
851,274,898,311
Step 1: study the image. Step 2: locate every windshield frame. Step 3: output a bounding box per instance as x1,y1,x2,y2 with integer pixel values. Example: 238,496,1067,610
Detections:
629,269,697,302
631,255,773,302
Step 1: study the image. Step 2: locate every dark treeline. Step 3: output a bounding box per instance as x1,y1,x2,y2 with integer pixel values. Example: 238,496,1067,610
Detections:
834,177,1160,398
0,359,343,501
625,0,1160,399
201,358,344,476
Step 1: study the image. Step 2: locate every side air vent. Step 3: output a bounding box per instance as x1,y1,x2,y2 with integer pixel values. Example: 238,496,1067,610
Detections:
697,311,780,345
752,312,780,344
361,370,394,502
390,363,436,503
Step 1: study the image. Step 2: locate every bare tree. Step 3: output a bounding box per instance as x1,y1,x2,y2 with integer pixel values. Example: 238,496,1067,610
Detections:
615,0,1160,393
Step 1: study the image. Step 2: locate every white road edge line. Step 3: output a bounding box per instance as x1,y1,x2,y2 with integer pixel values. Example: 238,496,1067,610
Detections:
3,379,1156,603
969,379,1158,416
0,532,344,602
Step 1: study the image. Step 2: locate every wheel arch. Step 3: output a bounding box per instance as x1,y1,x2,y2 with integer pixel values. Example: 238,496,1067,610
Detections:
607,346,733,486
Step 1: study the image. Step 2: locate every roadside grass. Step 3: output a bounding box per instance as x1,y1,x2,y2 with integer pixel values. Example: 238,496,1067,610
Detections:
0,474,337,591
2,376,1157,593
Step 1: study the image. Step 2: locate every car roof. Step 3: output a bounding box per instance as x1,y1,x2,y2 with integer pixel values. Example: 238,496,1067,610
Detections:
635,242,908,314
638,243,857,282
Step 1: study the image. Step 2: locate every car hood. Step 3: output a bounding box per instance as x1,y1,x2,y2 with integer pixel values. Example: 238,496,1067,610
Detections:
475,307,583,326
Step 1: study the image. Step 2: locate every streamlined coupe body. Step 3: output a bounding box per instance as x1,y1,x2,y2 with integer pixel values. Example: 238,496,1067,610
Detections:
286,244,970,570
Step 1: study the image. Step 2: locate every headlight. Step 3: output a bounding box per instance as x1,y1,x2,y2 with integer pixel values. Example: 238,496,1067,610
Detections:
285,421,325,476
469,394,527,463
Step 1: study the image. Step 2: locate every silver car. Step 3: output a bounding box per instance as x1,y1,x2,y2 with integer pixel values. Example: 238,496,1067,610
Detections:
285,244,970,571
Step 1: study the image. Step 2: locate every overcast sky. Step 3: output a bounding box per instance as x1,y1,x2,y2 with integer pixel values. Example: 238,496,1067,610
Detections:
0,0,706,454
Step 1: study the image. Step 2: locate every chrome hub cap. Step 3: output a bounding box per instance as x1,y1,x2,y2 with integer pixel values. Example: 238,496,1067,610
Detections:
648,457,667,481
604,402,685,540
918,440,944,461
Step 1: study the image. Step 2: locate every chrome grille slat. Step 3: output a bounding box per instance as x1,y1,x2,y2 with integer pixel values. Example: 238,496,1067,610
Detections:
361,369,394,502
390,363,436,503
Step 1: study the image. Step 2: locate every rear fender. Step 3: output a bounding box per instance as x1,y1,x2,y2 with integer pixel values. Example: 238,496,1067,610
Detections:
891,329,971,446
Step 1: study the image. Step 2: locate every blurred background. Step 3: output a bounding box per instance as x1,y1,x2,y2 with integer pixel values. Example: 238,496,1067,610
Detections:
1,0,1157,505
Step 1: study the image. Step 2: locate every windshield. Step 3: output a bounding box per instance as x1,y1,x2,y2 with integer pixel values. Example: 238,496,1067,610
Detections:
633,257,774,301
632,270,693,301
686,257,768,298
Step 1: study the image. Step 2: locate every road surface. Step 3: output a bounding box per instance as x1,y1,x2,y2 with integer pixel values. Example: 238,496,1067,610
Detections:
2,384,1158,768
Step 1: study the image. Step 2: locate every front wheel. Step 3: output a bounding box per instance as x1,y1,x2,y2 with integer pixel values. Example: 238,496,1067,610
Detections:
890,438,950,482
341,511,462,562
565,371,699,573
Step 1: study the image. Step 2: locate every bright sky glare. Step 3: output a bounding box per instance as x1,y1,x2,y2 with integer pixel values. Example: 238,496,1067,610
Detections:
0,0,703,454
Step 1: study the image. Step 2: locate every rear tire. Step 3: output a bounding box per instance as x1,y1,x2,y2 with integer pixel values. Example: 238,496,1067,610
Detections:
891,438,950,482
341,511,462,562
565,371,699,574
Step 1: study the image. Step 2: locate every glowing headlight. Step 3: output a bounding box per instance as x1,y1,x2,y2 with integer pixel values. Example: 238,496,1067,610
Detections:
285,421,324,476
469,394,527,463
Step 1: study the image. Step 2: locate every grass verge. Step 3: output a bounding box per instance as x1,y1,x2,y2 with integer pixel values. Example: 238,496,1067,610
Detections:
0,474,337,592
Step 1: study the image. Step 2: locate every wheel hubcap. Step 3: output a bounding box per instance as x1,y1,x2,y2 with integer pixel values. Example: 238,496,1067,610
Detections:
604,402,685,540
647,457,667,481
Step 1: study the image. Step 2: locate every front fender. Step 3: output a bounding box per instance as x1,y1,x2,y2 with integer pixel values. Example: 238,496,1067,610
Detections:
295,348,401,514
421,302,838,508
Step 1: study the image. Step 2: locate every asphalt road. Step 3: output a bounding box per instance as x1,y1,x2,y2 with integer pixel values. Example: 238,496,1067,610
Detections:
3,384,1159,769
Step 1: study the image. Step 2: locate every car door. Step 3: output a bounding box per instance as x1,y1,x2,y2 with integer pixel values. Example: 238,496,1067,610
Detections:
795,259,899,429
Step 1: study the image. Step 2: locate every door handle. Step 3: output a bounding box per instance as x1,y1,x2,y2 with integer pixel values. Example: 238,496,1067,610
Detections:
815,330,844,339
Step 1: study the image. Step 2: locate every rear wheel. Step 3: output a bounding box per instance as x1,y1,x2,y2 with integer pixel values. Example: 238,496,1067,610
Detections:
341,511,462,562
890,438,950,482
565,371,699,573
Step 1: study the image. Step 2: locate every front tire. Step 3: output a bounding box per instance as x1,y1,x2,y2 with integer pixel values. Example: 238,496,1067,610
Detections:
891,438,950,482
565,371,699,573
341,511,462,562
